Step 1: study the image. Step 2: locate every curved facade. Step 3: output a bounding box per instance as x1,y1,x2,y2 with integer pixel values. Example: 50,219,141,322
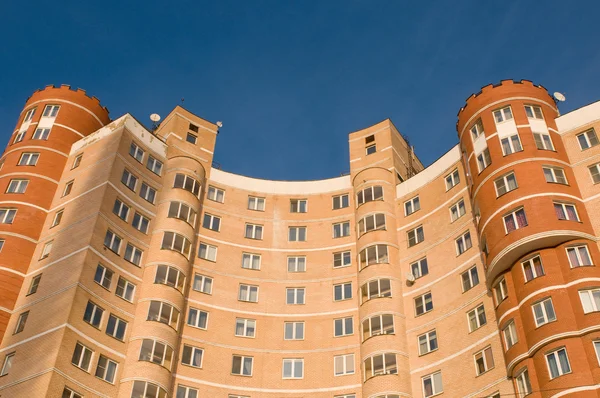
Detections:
0,81,599,398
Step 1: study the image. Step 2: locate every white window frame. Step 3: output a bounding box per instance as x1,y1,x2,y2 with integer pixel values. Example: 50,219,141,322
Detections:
522,255,545,282
407,225,424,247
554,202,579,221
51,209,64,227
155,264,185,292
121,169,138,191
13,130,25,143
132,212,150,233
411,257,428,279
104,230,121,254
334,250,352,268
494,278,508,306
444,169,460,190
63,180,73,196
362,314,394,340
503,207,527,233
146,155,163,175
198,242,217,262
192,273,213,295
477,148,491,172
72,342,93,371
290,199,308,213
418,330,438,355
358,213,386,236
405,196,420,216
106,314,127,341
181,345,204,368
533,131,554,150
0,208,17,224
23,108,36,122
124,243,143,266
0,353,13,376
461,265,479,292
356,185,384,206
231,355,253,376
147,301,179,330
207,186,225,203
361,278,391,303
415,292,433,316
579,288,600,314
129,142,144,163
282,358,304,379
543,166,568,184
334,282,353,301
187,307,208,330
566,245,593,267
422,371,443,398
493,106,513,123
470,118,484,141
161,232,191,258
234,318,256,338
334,317,353,337
334,353,355,376
242,253,261,270
360,244,388,270
286,287,305,305
515,368,532,397
28,274,41,295
6,179,29,194
456,231,472,255
449,199,465,222
94,263,113,290
18,152,39,166
244,223,263,240
332,193,349,209
139,182,156,204
363,353,397,380
494,172,518,197
532,297,556,327
239,284,259,303
248,196,265,211
43,104,60,117
113,198,130,221
14,311,28,334
474,346,495,376
40,240,53,259
503,320,518,350
174,173,201,197
589,163,600,184
139,339,173,370
467,304,487,332
545,347,571,379
288,226,307,242
577,128,599,150
32,127,51,140
83,300,104,328
284,321,305,340
177,386,198,398
500,134,523,156
95,355,118,384
287,256,306,272
116,277,136,302
524,104,544,119
333,221,351,238
168,201,197,226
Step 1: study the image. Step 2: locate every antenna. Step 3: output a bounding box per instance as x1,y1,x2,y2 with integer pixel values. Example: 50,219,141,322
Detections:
553,92,566,102
406,273,416,285
150,113,161,131
216,121,223,128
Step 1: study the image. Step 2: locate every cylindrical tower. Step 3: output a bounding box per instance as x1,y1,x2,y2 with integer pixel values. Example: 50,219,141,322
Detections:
119,138,205,396
457,80,600,396
0,84,109,342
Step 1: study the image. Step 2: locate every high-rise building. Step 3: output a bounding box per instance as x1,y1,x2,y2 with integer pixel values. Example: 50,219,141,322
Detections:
0,80,599,398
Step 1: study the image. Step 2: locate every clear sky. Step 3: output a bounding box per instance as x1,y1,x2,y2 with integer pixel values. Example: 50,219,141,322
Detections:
1,1,599,180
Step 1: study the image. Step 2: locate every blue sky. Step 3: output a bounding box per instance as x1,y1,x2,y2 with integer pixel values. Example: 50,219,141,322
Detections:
1,1,599,180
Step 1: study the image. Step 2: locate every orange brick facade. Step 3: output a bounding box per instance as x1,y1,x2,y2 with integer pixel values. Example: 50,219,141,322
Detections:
0,80,599,398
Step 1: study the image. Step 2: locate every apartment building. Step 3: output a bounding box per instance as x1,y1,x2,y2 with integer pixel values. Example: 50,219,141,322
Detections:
0,80,599,397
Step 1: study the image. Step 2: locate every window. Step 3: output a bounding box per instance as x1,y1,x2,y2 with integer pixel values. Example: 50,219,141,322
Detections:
13,130,25,143
595,341,600,365
577,128,599,150
522,255,545,282
288,226,307,241
139,339,173,370
242,253,261,270
235,318,256,338
147,301,180,329
106,314,127,341
534,132,554,150
579,288,600,313
356,185,384,206
470,118,484,141
245,223,263,240
566,245,593,267
334,251,352,268
358,213,386,235
43,104,60,117
501,134,523,155
51,209,64,227
23,107,36,122
503,320,518,349
131,381,167,398
28,274,42,295
290,199,308,213
168,201,197,226
474,346,495,375
239,284,259,303
334,282,353,301
146,155,163,175
155,265,185,292
334,317,353,337
334,354,355,376
84,301,104,328
207,186,225,203
129,142,144,163
95,355,118,383
187,307,208,330
362,314,394,340
554,202,579,222
504,207,527,233
495,172,518,196
72,342,93,371
284,322,304,340
186,133,197,144
161,231,192,258
6,179,28,194
515,368,532,397
448,199,466,222
411,257,428,279
33,128,51,140
232,355,253,376
189,123,199,132
363,353,397,380
139,182,156,204
461,266,479,291
14,311,29,334
407,225,424,247
468,304,487,332
333,194,349,209
0,353,14,376
493,106,513,123
418,330,438,355
116,277,135,302
132,212,150,233
445,169,460,190
286,287,305,304
404,196,420,216
0,239,3,252
177,386,198,398
121,170,138,191
282,358,304,379
202,213,221,231
39,240,53,260
415,292,433,316
248,196,265,211
494,278,508,305
590,163,600,184
94,264,113,289
477,148,492,172
63,180,74,196
366,144,377,155
359,244,388,270
361,279,391,302
198,242,217,261
113,199,130,221
0,208,17,224
18,152,39,166
193,274,213,294
333,221,350,238
124,244,143,266
532,298,556,326
456,231,472,255
182,345,203,368
544,167,567,185
546,348,571,379
174,173,201,197
524,104,543,119
287,256,306,272
422,371,443,398
62,387,83,398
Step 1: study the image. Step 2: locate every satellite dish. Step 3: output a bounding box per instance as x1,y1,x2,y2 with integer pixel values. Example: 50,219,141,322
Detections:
150,113,161,122
216,121,223,128
553,92,566,102
407,273,416,284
